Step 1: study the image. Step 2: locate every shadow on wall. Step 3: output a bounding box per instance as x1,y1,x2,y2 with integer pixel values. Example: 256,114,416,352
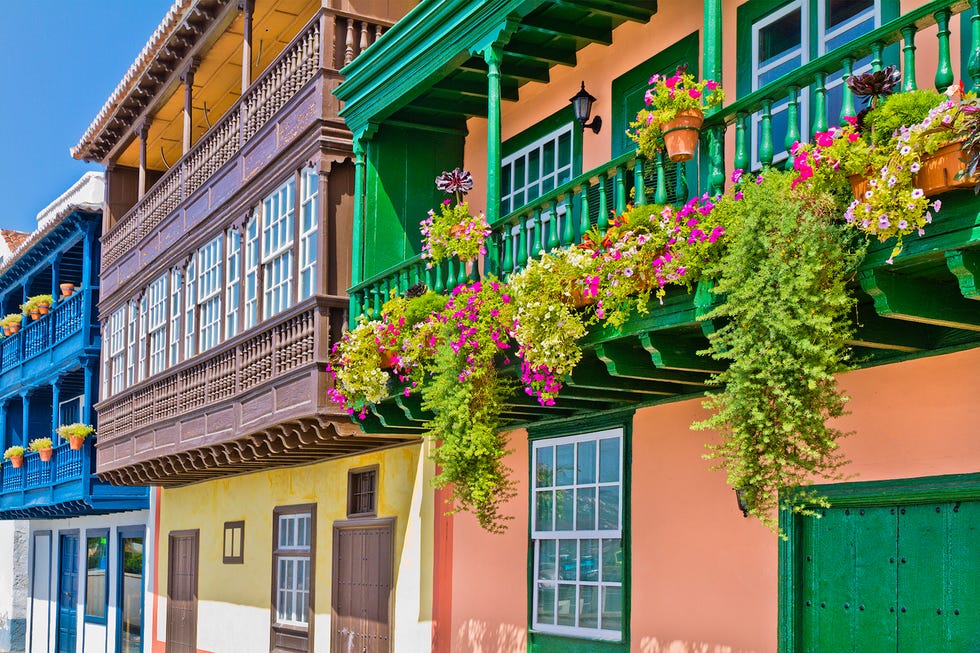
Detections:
639,638,764,653
456,620,527,653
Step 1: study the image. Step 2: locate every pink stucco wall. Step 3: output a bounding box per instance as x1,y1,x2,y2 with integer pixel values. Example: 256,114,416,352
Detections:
446,348,980,652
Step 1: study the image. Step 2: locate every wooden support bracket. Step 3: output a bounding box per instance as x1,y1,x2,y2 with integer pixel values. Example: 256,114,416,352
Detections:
859,268,980,331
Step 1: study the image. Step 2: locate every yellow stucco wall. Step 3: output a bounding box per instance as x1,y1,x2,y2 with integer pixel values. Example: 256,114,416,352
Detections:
154,442,433,653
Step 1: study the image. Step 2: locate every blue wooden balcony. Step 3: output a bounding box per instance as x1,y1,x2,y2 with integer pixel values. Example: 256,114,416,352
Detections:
0,290,92,384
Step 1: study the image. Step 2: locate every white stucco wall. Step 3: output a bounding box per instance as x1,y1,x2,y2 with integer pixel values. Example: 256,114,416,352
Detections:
0,520,29,652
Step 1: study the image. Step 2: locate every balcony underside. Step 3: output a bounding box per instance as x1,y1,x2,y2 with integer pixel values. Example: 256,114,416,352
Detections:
98,414,417,487
356,190,980,435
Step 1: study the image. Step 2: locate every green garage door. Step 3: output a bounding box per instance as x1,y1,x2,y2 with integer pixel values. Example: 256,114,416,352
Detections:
793,493,979,652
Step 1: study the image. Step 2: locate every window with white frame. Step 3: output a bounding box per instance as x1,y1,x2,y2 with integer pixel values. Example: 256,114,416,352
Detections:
272,507,314,628
58,395,84,426
244,216,259,329
146,274,168,377
169,269,182,367
298,169,318,301
126,301,138,388
531,429,624,641
109,307,126,395
137,295,148,383
184,258,196,359
197,235,224,353
225,229,241,339
750,0,878,167
262,179,295,319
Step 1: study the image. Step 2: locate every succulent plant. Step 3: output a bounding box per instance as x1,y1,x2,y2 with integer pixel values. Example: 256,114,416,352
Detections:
846,65,901,109
405,282,428,299
435,168,474,203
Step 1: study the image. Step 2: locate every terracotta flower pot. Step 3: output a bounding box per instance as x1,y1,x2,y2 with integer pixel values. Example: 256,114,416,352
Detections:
570,287,596,309
379,350,397,370
848,174,870,201
9,323,20,334
69,436,84,451
38,448,53,462
450,223,467,238
914,141,974,195
661,108,704,162
9,455,23,468
60,283,75,297
38,304,50,315
30,310,40,321
1,326,8,336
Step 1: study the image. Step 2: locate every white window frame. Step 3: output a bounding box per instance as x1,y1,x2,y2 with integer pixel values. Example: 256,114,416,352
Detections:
244,216,259,329
146,274,168,377
184,259,197,358
58,395,84,427
126,300,138,388
225,229,242,339
109,306,127,395
197,235,224,353
261,179,295,320
531,428,624,641
169,269,183,367
298,169,318,301
273,510,312,627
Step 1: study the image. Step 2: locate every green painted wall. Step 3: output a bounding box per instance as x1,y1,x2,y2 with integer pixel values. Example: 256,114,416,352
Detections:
363,124,465,279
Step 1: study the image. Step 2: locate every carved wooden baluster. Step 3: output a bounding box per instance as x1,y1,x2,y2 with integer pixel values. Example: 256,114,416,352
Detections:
840,57,857,123
675,159,688,203
531,208,543,257
432,261,445,295
934,7,953,92
485,231,500,279
734,113,748,175
760,98,775,168
501,222,514,274
785,86,801,171
901,27,918,92
578,181,591,244
345,18,355,65
375,25,383,44
812,73,828,138
597,175,608,230
654,153,668,205
871,41,884,73
359,22,369,60
970,0,980,94
633,158,646,206
561,195,574,247
545,201,558,251
516,215,528,270
615,167,627,214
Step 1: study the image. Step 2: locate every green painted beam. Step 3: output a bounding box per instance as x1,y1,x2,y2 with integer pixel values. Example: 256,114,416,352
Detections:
946,248,980,299
459,56,551,84
594,339,711,386
568,355,687,396
519,15,613,45
410,93,489,117
431,75,520,102
555,0,656,23
848,303,937,352
859,268,980,331
505,41,577,67
370,402,427,429
394,394,432,422
638,332,724,373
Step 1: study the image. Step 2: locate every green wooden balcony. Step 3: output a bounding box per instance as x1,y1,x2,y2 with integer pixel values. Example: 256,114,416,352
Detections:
342,0,980,433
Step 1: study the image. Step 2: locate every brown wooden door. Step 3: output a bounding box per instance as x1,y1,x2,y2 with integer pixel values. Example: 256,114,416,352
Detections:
331,518,394,653
167,530,199,653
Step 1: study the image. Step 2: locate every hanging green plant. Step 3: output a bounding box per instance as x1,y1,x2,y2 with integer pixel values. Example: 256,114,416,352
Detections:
695,170,864,533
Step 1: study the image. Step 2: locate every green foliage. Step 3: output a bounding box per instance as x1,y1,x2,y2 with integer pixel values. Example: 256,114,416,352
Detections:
695,171,863,533
404,291,448,327
1,313,22,327
326,318,393,418
865,90,945,146
4,445,25,459
28,438,53,451
56,422,96,441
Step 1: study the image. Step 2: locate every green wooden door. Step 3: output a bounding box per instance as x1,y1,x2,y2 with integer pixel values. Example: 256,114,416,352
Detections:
798,499,979,652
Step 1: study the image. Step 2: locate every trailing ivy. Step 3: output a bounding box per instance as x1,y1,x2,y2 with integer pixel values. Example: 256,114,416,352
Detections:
695,171,864,532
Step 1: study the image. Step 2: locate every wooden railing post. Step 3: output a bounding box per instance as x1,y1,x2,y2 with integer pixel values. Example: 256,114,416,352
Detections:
934,7,954,92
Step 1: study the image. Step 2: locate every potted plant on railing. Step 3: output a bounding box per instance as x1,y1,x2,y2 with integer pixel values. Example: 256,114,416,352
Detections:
29,437,53,462
34,294,53,316
56,423,94,450
59,283,76,298
420,168,491,271
2,313,22,334
21,294,53,320
4,445,25,468
628,63,724,162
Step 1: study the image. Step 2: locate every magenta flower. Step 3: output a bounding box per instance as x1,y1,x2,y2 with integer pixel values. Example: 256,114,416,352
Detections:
688,88,701,100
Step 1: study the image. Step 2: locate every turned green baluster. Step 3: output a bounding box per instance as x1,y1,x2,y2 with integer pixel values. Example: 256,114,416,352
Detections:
445,259,458,289
634,158,646,206
531,208,544,257
934,8,953,92
840,57,857,123
969,0,980,94
501,221,514,274
349,290,361,326
561,196,574,246
433,261,444,294
784,86,800,171
516,216,528,270
708,126,725,195
654,152,668,205
578,182,591,243
410,264,421,287
466,256,478,283
372,283,382,317
901,27,918,92
760,99,774,168
734,113,749,173
615,168,627,214
398,268,408,294
812,72,828,137
675,160,689,203
871,42,883,73
597,175,609,230
424,266,434,291
545,201,559,251
485,231,500,278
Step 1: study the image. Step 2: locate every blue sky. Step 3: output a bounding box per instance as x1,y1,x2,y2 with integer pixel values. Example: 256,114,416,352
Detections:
0,1,172,233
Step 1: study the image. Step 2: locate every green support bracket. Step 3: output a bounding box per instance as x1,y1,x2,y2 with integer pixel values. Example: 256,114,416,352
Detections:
594,339,711,386
945,249,980,300
859,268,980,330
637,332,724,373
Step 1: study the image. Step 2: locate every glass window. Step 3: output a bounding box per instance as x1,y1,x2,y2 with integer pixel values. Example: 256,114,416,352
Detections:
146,274,168,376
126,301,138,388
262,179,295,319
85,533,108,621
184,258,196,359
501,125,574,217
169,269,182,367
226,229,241,339
245,216,259,329
348,467,377,517
298,169,318,301
119,533,144,653
109,306,127,395
197,235,223,353
531,429,624,640
273,508,313,628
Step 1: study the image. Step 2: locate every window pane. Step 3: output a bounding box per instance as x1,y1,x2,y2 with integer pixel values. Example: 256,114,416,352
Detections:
576,440,596,484
579,585,598,629
557,585,577,626
535,491,554,531
556,444,574,486
601,586,623,632
538,539,556,580
826,0,873,29
599,438,619,483
535,446,554,488
536,584,556,625
602,538,623,583
85,535,108,619
558,539,577,581
576,487,596,531
580,539,598,582
120,536,143,653
555,489,574,531
598,486,619,530
758,9,802,65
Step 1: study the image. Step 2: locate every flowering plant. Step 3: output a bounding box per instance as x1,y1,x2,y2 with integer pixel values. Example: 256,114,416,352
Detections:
326,318,394,419
790,121,871,195
421,168,490,265
628,64,724,158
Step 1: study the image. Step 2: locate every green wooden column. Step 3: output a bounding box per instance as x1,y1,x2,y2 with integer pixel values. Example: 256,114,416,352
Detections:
484,43,503,230
703,0,722,194
351,136,366,288
969,0,980,94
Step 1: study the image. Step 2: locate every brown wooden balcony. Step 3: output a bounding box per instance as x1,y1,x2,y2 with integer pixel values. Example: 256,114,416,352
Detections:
94,296,416,486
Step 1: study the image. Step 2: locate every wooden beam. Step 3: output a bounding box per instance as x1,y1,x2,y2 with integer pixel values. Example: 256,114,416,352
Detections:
504,42,577,67
637,333,724,373
946,249,980,300
519,15,613,45
594,339,711,386
432,75,520,101
459,57,551,84
859,269,980,331
411,93,489,117
848,302,937,352
556,0,655,23
569,356,686,396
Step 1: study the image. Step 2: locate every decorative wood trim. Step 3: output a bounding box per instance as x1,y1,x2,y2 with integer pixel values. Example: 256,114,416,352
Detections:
222,520,245,564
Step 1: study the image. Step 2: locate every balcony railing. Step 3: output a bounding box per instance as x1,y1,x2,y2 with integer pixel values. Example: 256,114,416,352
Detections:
100,8,391,270
0,440,87,497
0,290,87,373
350,0,976,319
96,300,322,443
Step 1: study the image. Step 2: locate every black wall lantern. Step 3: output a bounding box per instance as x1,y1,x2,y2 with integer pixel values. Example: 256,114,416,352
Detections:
734,487,749,518
570,82,602,134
